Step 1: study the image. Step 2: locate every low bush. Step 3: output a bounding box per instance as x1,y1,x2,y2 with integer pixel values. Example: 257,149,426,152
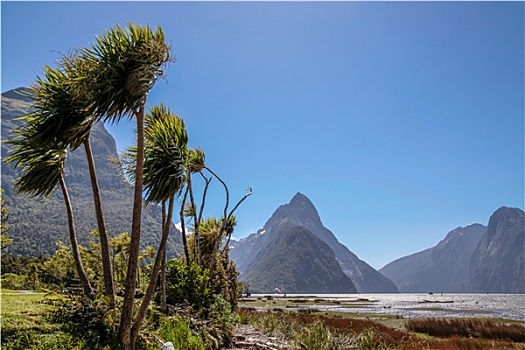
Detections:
159,316,206,350
164,259,211,309
48,296,121,349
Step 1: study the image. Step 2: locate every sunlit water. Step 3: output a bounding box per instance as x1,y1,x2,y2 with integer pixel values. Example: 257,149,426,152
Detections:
249,294,525,321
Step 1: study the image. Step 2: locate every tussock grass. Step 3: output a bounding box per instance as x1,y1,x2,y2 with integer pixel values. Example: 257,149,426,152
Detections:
238,308,404,349
406,318,525,342
238,307,525,350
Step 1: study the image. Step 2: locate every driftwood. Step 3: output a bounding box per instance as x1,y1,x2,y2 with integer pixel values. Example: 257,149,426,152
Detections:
227,325,292,350
420,299,454,304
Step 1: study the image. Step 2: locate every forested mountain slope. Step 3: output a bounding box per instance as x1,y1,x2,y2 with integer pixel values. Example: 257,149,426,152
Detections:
241,226,357,294
1,88,182,257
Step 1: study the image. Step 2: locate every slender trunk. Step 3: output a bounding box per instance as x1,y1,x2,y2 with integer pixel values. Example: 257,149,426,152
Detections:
120,105,145,350
59,174,94,298
197,173,212,225
223,189,253,252
179,185,190,263
204,167,229,221
83,138,116,308
160,251,167,312
187,174,201,266
161,201,167,312
130,196,175,345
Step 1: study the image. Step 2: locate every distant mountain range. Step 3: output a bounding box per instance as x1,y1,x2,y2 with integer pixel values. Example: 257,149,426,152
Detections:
380,207,524,294
230,193,399,293
3,87,522,294
1,88,182,257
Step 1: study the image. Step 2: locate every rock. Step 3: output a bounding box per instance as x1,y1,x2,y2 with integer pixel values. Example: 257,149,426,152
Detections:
161,342,175,350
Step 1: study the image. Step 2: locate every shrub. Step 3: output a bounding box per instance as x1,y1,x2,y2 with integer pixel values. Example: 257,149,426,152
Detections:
164,259,211,309
159,317,206,350
1,273,29,290
203,294,239,348
49,296,120,349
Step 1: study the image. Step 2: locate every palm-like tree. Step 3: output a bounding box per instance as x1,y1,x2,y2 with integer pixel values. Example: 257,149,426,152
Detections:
23,55,117,308
181,148,207,264
77,24,172,349
121,104,186,344
5,125,94,298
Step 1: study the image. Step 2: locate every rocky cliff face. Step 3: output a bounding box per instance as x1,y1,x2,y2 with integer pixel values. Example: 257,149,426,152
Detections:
1,88,182,257
231,192,398,293
380,206,524,294
470,207,524,293
241,226,357,294
379,224,486,293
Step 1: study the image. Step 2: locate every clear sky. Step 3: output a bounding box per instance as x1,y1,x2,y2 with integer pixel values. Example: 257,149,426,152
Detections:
2,1,523,269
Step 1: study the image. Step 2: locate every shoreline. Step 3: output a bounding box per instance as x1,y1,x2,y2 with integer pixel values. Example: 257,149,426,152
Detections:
239,293,525,323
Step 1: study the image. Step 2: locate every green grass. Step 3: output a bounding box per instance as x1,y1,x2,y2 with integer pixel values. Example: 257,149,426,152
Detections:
0,291,79,350
1,292,53,332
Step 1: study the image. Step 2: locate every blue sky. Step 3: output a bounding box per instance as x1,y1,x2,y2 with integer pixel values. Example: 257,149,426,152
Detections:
2,1,523,269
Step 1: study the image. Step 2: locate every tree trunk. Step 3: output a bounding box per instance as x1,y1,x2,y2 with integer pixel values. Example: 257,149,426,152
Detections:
187,174,201,265
59,174,94,298
130,196,175,345
83,138,116,308
179,185,190,263
161,201,167,312
120,105,145,350
160,251,167,312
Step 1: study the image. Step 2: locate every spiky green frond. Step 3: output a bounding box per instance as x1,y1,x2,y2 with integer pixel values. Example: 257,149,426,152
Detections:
23,55,95,150
80,23,173,122
123,104,187,204
187,147,206,173
5,138,66,198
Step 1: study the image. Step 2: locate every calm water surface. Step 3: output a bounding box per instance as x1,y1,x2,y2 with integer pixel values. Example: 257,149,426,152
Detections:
252,294,525,321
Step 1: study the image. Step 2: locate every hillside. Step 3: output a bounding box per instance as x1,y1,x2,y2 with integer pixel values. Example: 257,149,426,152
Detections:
470,207,524,293
1,88,182,257
241,226,357,294
379,224,486,293
231,193,398,293
380,206,524,294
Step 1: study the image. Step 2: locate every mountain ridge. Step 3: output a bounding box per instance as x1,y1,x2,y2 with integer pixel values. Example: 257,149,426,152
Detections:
231,192,399,293
379,224,486,293
241,226,357,294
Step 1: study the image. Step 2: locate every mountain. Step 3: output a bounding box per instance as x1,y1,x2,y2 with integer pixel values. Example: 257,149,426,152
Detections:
470,207,524,293
241,226,357,294
1,87,182,257
379,224,486,293
231,192,398,293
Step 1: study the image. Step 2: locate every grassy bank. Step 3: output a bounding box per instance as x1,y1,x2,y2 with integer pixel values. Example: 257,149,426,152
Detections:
2,291,525,350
